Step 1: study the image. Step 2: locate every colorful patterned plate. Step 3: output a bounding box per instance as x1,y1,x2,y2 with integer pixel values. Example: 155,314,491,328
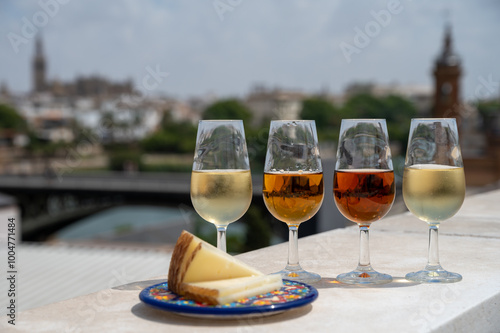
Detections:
139,279,318,318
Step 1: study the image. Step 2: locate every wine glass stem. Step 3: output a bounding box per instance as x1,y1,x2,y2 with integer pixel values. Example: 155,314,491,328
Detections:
216,225,227,252
286,225,301,270
357,226,372,271
426,225,441,270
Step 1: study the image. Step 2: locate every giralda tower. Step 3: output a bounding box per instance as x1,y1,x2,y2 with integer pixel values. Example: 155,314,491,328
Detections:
33,34,46,93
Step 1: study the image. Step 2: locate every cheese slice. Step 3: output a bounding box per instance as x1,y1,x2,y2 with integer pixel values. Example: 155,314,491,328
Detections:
168,230,263,295
181,275,283,305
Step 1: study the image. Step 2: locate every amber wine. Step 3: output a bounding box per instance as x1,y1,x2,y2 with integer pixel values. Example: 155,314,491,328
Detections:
263,172,324,225
403,164,465,223
191,169,252,226
334,169,395,225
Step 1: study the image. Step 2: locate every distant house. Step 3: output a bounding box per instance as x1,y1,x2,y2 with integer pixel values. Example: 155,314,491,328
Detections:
245,85,306,125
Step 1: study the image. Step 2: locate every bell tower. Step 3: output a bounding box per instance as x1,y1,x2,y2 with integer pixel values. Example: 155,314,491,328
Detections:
33,34,46,93
431,24,462,119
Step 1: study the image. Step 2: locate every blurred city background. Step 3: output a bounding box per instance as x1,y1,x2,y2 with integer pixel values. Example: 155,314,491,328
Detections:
0,0,500,310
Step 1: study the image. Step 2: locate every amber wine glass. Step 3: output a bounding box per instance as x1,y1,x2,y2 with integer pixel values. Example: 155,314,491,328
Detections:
263,120,324,283
334,119,395,285
191,120,252,252
403,118,465,283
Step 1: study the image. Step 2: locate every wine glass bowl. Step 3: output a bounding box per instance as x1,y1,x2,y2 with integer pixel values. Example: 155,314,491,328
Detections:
263,171,323,225
263,120,324,284
334,119,395,285
403,118,465,283
190,120,252,252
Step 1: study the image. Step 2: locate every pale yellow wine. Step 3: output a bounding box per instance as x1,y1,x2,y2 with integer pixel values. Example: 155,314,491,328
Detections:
403,164,465,223
191,169,252,226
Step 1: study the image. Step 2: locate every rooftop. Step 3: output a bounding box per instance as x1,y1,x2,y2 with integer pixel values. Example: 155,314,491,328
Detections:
3,188,500,332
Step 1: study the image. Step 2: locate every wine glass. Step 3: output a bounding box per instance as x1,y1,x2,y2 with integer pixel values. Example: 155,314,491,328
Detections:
263,120,324,284
403,118,465,283
334,119,395,285
190,120,252,252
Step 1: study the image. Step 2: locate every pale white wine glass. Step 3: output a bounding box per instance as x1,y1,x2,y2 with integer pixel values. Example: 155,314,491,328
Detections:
191,120,252,252
263,120,324,284
403,118,465,283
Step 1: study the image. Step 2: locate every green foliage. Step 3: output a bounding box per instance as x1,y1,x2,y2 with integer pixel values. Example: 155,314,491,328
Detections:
142,131,183,153
342,93,386,118
0,104,27,130
202,99,252,123
297,93,417,151
108,150,144,171
476,99,500,136
380,95,418,146
25,131,42,152
24,130,68,156
476,100,500,117
300,98,337,128
245,126,268,174
142,163,192,173
300,98,340,141
241,204,272,252
201,99,270,172
141,111,197,153
326,94,416,146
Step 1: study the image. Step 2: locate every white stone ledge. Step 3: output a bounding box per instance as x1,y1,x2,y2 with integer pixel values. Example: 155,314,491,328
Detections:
4,190,500,333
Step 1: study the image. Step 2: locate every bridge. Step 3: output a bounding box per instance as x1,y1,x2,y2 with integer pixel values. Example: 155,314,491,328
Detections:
0,172,265,196
0,165,351,242
0,172,265,241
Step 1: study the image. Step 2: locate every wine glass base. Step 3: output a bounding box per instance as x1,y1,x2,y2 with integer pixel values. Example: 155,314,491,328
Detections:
337,270,392,285
405,269,462,283
275,269,321,284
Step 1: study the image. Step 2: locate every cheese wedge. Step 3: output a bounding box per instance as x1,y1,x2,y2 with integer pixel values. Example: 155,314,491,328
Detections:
181,275,283,305
168,230,263,295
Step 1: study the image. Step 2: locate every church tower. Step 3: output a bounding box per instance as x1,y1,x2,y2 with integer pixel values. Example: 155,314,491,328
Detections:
33,34,46,93
431,24,462,119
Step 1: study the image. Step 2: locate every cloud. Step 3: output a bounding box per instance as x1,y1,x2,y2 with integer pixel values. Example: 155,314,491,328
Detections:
0,0,499,100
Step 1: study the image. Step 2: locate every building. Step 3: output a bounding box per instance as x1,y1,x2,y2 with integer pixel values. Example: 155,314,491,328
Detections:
0,82,12,104
344,82,432,115
431,25,500,186
431,24,462,119
20,34,183,145
31,35,133,98
33,35,47,93
245,85,306,125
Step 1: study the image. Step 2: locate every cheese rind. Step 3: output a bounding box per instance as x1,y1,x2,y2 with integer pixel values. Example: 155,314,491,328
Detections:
168,230,263,295
181,275,283,305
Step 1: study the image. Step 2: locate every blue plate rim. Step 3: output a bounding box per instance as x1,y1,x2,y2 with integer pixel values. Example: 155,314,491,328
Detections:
139,279,318,316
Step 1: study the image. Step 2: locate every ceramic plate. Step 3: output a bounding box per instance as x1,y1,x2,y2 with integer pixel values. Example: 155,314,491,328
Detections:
139,279,318,319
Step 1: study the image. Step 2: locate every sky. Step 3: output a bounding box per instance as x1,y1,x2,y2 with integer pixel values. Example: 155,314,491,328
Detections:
1,0,499,101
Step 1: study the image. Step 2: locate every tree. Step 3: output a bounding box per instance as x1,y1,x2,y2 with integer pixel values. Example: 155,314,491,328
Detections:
202,99,266,169
203,99,252,123
0,104,26,130
340,93,417,149
341,93,385,119
0,104,66,158
300,98,335,126
476,99,500,118
381,95,417,147
476,99,500,136
299,98,343,141
141,111,197,153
